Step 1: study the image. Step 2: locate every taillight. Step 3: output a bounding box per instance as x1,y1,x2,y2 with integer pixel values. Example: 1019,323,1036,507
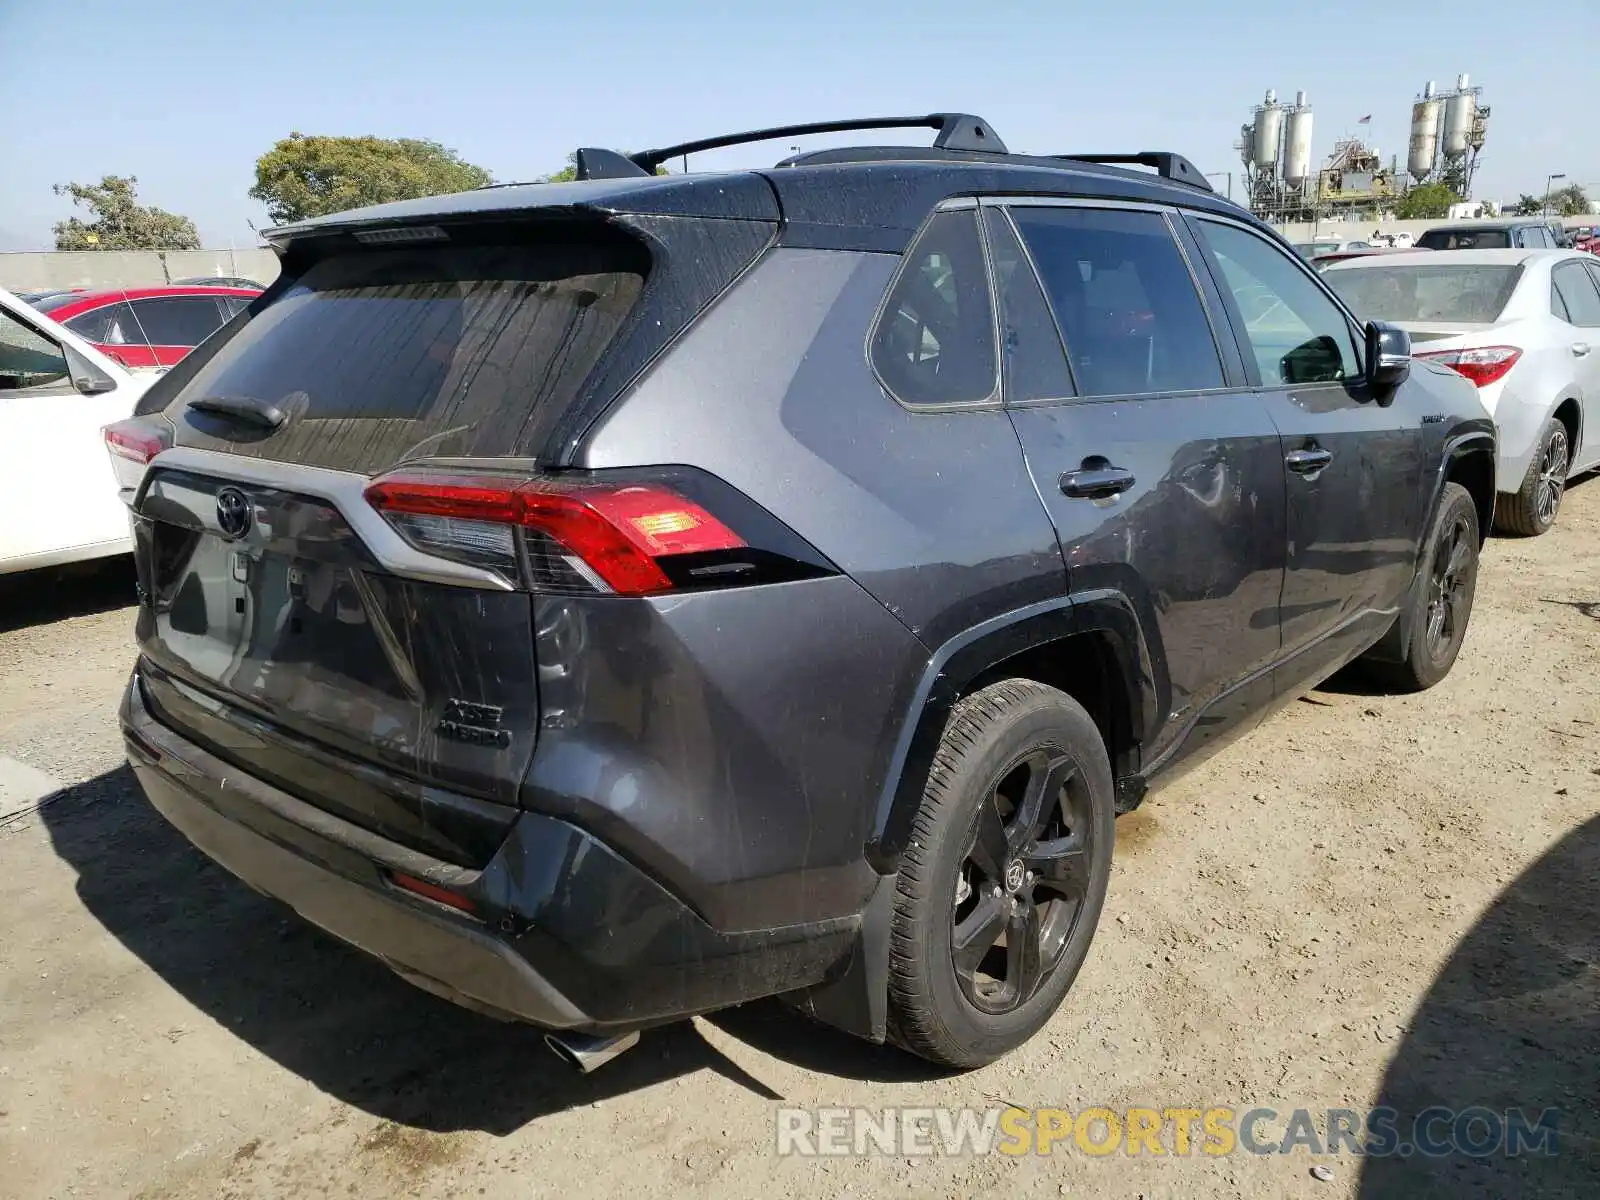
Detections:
364,467,827,596
1415,345,1522,388
103,417,171,500
103,419,166,465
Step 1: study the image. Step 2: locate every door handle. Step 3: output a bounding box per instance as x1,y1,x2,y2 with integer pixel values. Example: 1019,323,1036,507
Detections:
1059,464,1136,499
1574,343,1591,357
1285,447,1334,474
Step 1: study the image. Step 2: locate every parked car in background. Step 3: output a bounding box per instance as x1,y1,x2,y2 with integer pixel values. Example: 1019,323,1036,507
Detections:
18,288,89,305
1416,220,1561,251
0,286,154,573
113,115,1493,1074
27,285,259,370
1310,246,1417,271
172,275,266,290
1326,248,1600,534
1293,238,1372,259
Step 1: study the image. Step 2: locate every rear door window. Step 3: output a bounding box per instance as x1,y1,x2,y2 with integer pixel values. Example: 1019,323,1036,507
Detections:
871,208,998,407
1552,262,1600,327
166,233,649,473
128,297,229,346
1008,206,1224,398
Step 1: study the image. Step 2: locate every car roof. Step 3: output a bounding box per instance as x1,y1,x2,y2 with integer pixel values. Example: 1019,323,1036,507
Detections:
1322,248,1557,269
39,284,261,319
1422,219,1546,230
264,154,1261,254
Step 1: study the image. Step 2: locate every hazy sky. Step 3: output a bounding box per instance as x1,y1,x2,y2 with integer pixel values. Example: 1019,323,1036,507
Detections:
2,0,1595,249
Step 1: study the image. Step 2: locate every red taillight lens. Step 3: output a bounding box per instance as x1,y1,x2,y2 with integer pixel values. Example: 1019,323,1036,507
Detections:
364,471,747,596
389,871,477,915
103,419,166,465
1415,345,1522,388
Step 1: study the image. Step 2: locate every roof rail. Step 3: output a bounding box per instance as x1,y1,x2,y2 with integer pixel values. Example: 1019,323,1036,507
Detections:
1054,152,1213,192
624,113,1006,173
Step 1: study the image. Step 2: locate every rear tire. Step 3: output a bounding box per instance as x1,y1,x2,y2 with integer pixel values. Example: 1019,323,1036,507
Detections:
1497,418,1570,536
886,679,1115,1069
1369,482,1480,693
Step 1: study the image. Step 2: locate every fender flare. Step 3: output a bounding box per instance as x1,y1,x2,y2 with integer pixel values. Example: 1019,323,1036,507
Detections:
1367,428,1496,665
795,589,1159,1043
865,588,1161,874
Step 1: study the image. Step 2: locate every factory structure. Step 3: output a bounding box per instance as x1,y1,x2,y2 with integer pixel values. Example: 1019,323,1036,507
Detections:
1238,74,1489,224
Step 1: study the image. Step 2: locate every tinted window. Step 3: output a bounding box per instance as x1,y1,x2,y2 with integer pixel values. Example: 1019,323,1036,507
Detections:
64,301,139,345
169,235,648,472
1417,228,1510,250
1196,219,1359,386
129,297,228,346
0,307,70,392
1326,264,1522,323
871,209,997,406
1009,207,1223,398
1552,262,1600,326
982,208,1074,403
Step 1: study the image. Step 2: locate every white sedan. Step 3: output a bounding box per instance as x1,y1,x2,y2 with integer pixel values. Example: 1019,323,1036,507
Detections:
1325,249,1600,535
0,286,154,573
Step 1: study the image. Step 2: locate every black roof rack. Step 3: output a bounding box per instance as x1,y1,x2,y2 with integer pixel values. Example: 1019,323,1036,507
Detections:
625,113,1005,174
1053,151,1213,192
570,114,1212,195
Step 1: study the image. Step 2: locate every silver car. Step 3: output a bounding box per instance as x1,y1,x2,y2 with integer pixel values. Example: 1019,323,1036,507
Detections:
1325,248,1600,534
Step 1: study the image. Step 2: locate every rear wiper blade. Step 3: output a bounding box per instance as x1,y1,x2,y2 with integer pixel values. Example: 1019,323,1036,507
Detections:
185,394,286,430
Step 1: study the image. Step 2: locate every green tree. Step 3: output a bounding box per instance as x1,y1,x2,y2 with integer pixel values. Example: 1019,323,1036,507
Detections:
52,176,201,250
1510,193,1545,216
249,134,493,224
1396,182,1462,220
1548,183,1591,217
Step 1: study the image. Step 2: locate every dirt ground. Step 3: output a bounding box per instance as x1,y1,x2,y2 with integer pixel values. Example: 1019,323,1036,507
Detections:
1,483,1596,1200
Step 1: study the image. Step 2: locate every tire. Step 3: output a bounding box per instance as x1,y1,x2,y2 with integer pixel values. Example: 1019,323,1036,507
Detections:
1369,482,1480,693
886,679,1115,1069
1497,417,1571,536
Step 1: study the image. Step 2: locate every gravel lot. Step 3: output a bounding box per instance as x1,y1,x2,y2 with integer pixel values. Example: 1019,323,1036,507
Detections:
2,482,1596,1200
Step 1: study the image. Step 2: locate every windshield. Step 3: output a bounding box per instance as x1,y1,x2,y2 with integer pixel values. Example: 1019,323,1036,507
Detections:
1417,228,1510,251
1295,242,1342,257
1325,264,1523,323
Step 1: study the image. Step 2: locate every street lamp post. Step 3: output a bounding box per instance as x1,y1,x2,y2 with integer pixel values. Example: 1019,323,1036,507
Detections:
1205,171,1234,201
1544,172,1567,216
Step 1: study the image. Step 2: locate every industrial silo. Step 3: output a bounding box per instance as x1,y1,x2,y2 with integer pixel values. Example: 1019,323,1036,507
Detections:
1283,92,1314,186
1443,73,1476,159
1408,82,1441,182
1252,90,1282,170
1238,123,1255,167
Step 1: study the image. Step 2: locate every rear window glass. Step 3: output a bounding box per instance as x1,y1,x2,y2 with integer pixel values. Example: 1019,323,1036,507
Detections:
1325,264,1522,323
168,235,647,472
1417,229,1510,251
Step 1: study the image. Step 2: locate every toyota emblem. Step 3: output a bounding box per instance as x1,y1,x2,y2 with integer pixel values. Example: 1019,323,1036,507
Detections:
215,487,253,539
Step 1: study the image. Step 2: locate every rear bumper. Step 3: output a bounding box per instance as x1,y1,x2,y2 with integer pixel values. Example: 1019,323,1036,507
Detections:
120,670,858,1033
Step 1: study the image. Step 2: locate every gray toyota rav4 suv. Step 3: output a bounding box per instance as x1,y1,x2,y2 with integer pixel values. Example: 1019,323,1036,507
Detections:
112,114,1495,1071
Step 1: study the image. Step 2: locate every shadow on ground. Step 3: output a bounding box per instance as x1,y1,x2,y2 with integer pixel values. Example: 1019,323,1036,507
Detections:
38,766,937,1136
0,556,137,633
1358,816,1600,1199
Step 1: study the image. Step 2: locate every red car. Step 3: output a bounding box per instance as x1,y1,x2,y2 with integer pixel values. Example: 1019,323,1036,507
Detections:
26,285,259,370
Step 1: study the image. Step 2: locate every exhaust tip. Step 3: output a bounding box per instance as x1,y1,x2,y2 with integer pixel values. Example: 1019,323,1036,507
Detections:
544,1029,640,1074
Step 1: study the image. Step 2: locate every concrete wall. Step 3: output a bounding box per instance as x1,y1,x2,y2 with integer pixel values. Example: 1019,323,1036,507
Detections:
0,248,280,293
1271,215,1594,244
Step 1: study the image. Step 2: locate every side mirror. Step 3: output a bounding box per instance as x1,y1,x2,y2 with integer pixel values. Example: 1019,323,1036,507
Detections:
1365,320,1410,398
64,344,118,395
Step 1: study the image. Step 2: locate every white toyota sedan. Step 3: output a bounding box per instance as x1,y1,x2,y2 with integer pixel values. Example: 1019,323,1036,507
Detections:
0,286,154,574
1325,249,1600,535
